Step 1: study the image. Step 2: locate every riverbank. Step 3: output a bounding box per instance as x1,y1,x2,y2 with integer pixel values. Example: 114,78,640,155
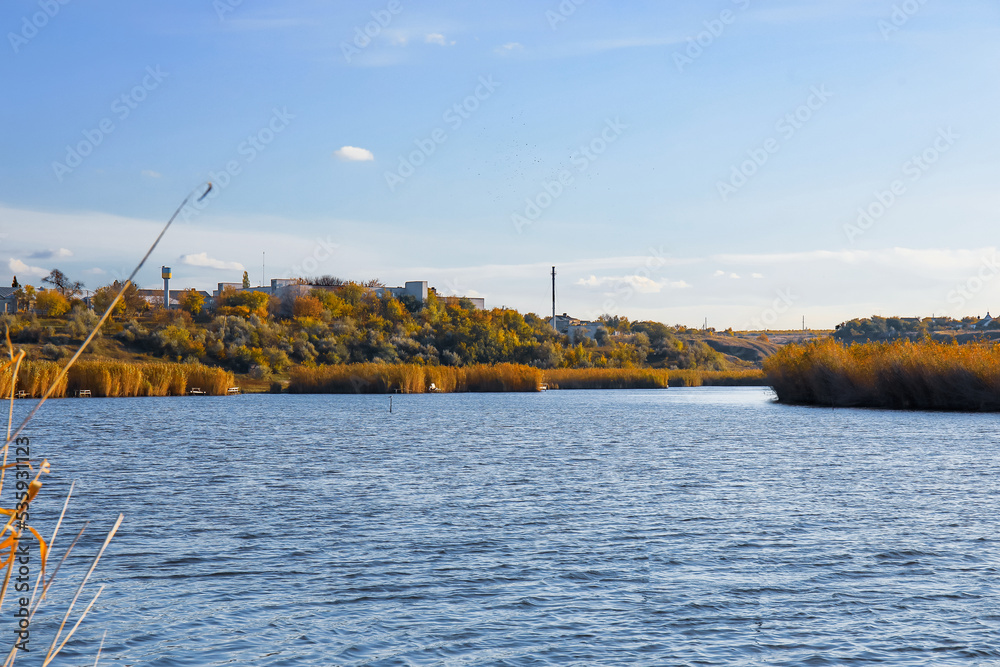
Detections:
764,338,1000,411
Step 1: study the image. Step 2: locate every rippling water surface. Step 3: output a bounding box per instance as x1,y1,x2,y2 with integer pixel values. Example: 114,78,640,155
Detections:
14,388,1000,665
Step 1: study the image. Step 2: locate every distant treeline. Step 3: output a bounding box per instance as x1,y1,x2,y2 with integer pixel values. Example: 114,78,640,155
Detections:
765,338,1000,411
2,289,734,375
834,314,991,340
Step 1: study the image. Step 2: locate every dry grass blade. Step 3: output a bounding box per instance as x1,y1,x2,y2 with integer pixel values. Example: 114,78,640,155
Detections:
42,514,122,665
28,482,74,609
93,630,108,667
42,585,105,667
0,522,89,667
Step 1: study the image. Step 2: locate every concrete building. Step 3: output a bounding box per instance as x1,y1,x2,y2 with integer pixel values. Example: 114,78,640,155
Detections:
0,287,17,314
553,313,605,341
135,288,213,309
375,281,428,303
438,295,486,310
215,279,435,306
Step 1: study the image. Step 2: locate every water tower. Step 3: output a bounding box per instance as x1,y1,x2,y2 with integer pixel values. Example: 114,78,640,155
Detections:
161,266,172,308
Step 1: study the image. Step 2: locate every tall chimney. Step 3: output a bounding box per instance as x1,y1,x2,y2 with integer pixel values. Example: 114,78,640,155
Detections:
551,266,556,332
162,266,172,309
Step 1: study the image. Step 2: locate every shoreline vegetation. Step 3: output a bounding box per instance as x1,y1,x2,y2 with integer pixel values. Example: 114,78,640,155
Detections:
1,359,235,397
289,364,766,394
765,338,1000,411
1,358,766,397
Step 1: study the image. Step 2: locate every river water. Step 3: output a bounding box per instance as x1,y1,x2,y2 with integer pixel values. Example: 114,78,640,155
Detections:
11,388,1000,665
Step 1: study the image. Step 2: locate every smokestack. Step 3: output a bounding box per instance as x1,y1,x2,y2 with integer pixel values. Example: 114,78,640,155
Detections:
162,266,172,308
551,266,556,331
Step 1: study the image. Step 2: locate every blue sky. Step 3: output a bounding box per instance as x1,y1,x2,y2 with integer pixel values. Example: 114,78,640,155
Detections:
1,0,998,328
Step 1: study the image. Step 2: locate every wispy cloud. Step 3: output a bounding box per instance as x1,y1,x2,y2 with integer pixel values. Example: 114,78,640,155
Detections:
334,146,375,162
180,252,245,272
425,33,455,46
495,42,524,55
27,248,72,260
577,275,689,293
142,170,162,178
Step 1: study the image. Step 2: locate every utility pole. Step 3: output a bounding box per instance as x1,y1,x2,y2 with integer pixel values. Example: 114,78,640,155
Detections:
551,266,556,331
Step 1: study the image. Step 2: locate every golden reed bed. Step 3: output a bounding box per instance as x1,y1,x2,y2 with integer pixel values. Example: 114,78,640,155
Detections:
765,338,1000,410
288,363,764,394
0,359,234,398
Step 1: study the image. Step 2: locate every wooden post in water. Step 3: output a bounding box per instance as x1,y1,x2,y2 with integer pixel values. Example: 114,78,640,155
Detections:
389,396,393,413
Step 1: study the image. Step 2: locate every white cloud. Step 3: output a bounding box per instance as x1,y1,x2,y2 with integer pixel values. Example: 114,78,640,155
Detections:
713,270,741,279
84,267,107,275
8,258,48,277
752,273,764,279
28,248,72,260
142,170,162,178
334,146,375,162
180,253,245,272
576,275,689,293
495,42,524,54
425,33,455,46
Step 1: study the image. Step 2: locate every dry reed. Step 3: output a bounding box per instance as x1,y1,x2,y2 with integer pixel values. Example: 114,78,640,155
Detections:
288,363,764,394
542,367,764,389
289,362,543,393
1,360,234,398
765,338,1000,410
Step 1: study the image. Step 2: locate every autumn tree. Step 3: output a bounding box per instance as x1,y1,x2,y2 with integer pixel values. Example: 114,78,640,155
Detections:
217,287,269,318
309,275,344,286
42,269,84,297
14,285,35,311
35,289,70,317
292,295,324,319
181,289,205,316
92,281,147,318
242,271,251,289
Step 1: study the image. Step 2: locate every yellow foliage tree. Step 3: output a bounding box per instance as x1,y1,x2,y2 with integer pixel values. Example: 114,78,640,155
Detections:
34,289,70,317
